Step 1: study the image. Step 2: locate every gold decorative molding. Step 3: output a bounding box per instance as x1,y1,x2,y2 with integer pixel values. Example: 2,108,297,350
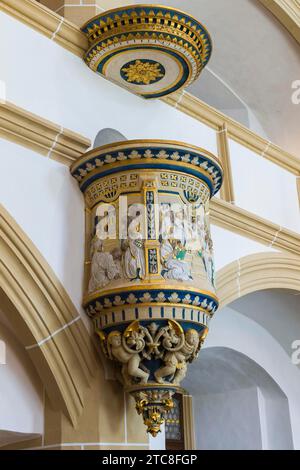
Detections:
0,204,98,426
163,92,300,175
0,101,91,165
211,198,300,257
0,0,87,57
217,251,300,308
259,0,300,44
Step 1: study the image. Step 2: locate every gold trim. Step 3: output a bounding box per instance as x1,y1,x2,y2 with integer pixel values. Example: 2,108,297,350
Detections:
78,162,217,196
98,318,210,328
84,283,219,303
89,302,212,315
125,382,185,393
85,28,203,72
99,45,190,98
81,4,213,51
71,139,222,172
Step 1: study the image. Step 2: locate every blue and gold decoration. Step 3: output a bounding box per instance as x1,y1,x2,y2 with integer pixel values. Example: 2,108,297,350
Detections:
71,140,223,436
81,5,212,99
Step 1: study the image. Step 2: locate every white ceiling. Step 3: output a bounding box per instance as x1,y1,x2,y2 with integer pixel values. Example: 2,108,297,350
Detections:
129,0,300,156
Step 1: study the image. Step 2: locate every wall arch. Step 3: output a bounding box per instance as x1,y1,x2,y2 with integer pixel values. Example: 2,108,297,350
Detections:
216,252,300,308
184,346,294,450
0,204,97,426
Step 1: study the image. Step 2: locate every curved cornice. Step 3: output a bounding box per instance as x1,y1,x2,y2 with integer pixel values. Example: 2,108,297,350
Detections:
259,0,300,44
211,198,300,257
0,101,91,165
217,251,300,308
0,0,87,55
0,204,98,425
163,91,300,175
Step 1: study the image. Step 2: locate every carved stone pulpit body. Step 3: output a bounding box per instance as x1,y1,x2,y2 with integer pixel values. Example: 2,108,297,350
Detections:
71,140,223,436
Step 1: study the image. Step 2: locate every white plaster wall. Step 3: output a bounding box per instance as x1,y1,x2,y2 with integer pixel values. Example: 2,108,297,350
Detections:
205,307,300,449
0,320,43,436
212,225,277,271
194,387,262,450
0,138,85,315
257,388,294,450
149,424,165,450
229,139,300,232
0,12,217,154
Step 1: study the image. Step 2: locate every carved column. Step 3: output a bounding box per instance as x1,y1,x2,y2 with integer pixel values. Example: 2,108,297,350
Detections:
71,139,223,436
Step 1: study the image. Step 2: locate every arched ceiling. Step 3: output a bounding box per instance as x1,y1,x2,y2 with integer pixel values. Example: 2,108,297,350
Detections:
129,0,300,156
183,347,287,396
183,287,300,394
230,288,300,359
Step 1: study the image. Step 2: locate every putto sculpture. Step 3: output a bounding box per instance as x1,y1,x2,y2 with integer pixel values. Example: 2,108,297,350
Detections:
71,139,223,435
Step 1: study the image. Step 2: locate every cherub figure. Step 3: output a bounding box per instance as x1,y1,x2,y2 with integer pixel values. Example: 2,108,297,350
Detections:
107,330,149,386
154,328,200,386
161,239,192,281
88,238,120,292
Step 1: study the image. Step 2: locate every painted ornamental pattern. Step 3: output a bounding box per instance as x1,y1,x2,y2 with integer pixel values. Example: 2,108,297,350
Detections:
71,140,223,436
80,5,212,99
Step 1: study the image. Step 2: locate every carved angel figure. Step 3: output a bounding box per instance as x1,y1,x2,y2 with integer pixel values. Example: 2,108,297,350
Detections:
106,329,149,386
161,239,192,281
88,238,121,292
160,204,173,240
201,232,215,286
123,216,146,280
123,238,145,280
154,327,200,386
